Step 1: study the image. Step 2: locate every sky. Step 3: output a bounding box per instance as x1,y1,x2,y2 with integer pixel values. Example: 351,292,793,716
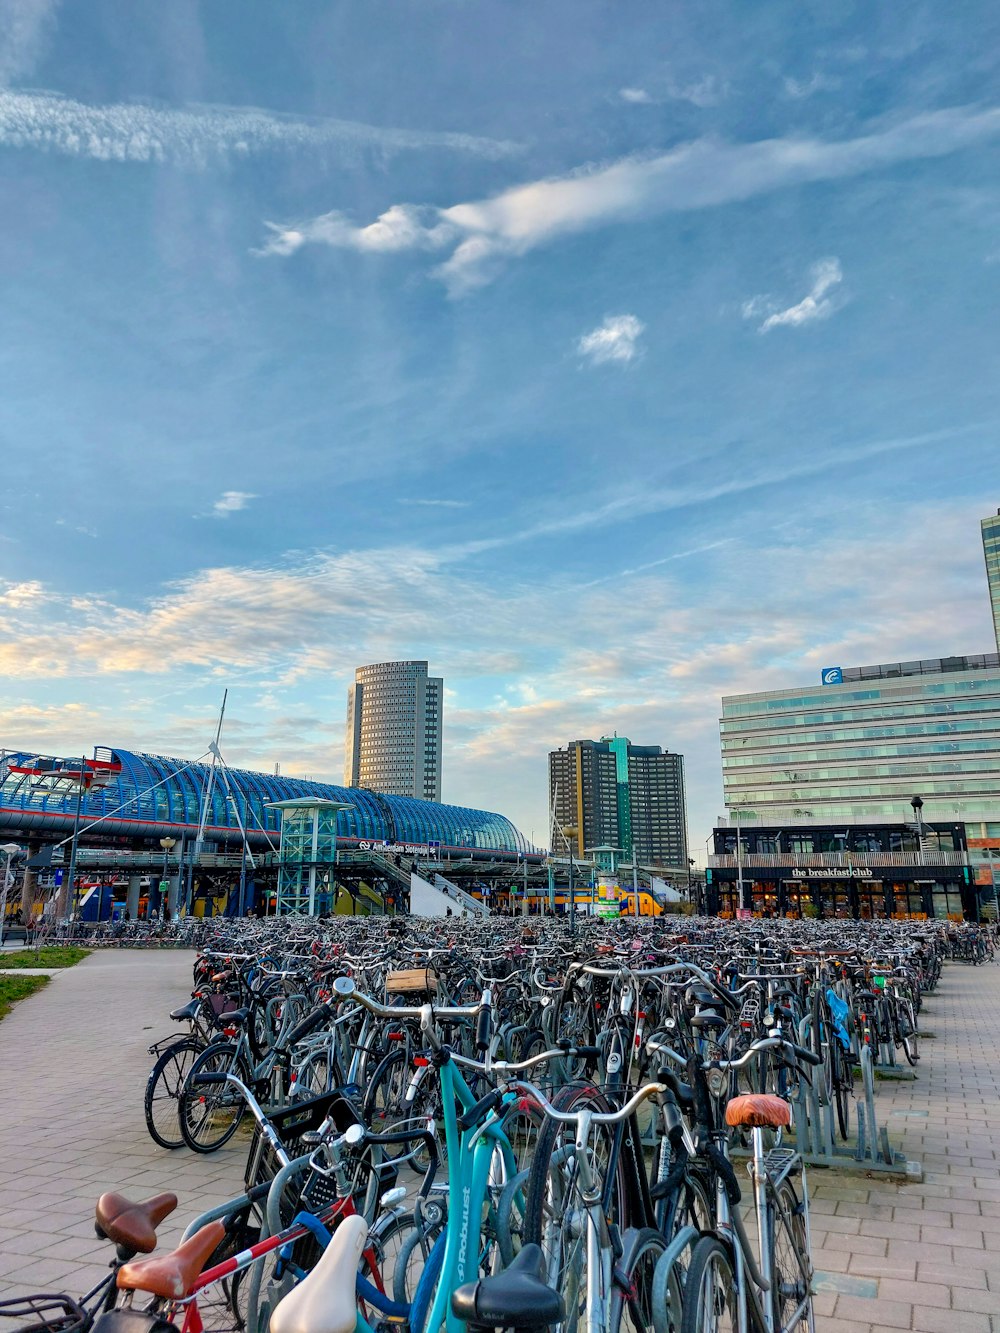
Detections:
1,1,999,859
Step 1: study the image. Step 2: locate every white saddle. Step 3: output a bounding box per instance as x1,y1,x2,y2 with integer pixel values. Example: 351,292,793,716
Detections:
269,1214,367,1333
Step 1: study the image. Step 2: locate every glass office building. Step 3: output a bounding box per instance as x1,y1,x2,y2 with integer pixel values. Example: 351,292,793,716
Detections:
720,654,1000,826
983,510,1000,655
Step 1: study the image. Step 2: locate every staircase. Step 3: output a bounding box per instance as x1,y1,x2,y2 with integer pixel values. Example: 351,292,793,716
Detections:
433,872,490,918
409,871,490,919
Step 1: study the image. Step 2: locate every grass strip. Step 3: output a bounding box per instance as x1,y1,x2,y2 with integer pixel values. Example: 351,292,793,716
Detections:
0,973,49,1020
0,945,91,969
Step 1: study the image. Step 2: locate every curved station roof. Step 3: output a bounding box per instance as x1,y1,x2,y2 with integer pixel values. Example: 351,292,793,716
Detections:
0,747,530,855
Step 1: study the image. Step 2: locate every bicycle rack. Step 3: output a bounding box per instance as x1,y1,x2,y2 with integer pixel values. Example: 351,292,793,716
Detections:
732,1015,923,1181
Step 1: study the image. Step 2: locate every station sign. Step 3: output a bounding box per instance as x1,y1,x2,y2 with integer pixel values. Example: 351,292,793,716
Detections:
357,839,441,856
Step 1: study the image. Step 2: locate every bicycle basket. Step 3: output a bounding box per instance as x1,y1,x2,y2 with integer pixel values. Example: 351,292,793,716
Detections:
0,1296,87,1333
244,1090,361,1192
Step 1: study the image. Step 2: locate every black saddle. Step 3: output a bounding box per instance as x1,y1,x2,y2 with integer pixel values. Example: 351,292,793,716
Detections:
170,998,201,1022
451,1245,564,1330
690,1011,727,1032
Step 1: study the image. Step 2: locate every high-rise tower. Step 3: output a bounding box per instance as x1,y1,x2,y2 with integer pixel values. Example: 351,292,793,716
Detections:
548,737,688,868
983,509,1000,654
344,661,443,801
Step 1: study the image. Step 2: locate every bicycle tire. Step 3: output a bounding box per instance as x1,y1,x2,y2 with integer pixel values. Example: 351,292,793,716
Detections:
363,1047,412,1159
523,1083,628,1333
610,1227,667,1333
144,1037,204,1150
679,1236,739,1333
178,1042,248,1153
768,1177,813,1333
831,1042,853,1142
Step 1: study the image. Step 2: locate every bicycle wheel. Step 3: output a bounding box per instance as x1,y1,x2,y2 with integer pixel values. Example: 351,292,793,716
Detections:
896,1005,919,1066
524,1084,627,1333
144,1038,203,1150
768,1178,813,1333
610,1227,666,1333
832,1043,853,1142
178,1042,248,1153
679,1236,738,1333
363,1047,411,1159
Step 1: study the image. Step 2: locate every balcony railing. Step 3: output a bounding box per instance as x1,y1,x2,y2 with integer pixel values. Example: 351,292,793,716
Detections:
708,850,968,870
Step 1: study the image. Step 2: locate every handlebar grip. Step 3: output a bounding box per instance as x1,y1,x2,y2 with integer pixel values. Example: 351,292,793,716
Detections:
567,1045,600,1060
790,1042,824,1067
475,1004,492,1053
193,1071,228,1085
458,1087,504,1131
285,1002,333,1047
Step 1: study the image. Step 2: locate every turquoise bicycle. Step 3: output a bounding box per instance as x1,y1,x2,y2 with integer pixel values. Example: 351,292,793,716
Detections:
270,975,591,1333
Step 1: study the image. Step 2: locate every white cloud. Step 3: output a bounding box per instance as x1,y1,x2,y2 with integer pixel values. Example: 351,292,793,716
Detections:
262,105,1000,293
0,88,519,167
577,314,645,365
619,87,653,105
397,498,471,509
0,498,993,849
745,258,844,333
0,0,58,88
210,491,257,518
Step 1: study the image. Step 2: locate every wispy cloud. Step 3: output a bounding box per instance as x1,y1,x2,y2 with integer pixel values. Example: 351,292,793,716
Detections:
577,314,645,365
261,105,1000,293
209,491,257,519
619,87,653,105
397,498,471,509
0,0,58,88
0,88,520,167
744,258,844,332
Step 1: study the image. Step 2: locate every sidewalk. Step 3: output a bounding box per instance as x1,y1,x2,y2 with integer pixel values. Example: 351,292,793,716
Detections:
808,960,1000,1332
0,952,997,1326
0,951,247,1299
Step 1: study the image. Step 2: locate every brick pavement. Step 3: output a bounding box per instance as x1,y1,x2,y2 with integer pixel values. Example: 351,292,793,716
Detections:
0,950,246,1300
0,950,997,1327
807,960,1000,1332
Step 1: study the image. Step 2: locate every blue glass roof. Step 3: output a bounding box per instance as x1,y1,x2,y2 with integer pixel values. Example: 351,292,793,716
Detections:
0,747,530,854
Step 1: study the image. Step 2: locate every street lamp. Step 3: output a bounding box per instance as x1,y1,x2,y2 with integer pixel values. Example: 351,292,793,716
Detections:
0,844,20,946
687,858,696,910
560,824,578,936
158,837,176,920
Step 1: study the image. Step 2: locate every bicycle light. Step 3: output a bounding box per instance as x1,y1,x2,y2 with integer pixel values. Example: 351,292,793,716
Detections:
707,1067,728,1099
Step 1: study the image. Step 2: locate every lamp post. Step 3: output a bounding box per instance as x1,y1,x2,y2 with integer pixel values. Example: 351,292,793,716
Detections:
687,858,695,908
561,824,578,936
0,844,20,946
158,837,176,920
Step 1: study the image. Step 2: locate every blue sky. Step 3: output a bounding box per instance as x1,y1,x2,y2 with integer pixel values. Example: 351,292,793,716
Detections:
1,1,999,856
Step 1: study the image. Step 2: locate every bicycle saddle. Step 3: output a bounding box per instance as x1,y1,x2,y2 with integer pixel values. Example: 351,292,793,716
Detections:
116,1220,226,1299
270,1214,367,1333
451,1244,564,1329
725,1094,791,1130
95,1191,178,1254
170,998,201,1022
689,1011,727,1031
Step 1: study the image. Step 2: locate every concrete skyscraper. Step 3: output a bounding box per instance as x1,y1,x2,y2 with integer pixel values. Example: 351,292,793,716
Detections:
983,509,1000,653
344,661,443,801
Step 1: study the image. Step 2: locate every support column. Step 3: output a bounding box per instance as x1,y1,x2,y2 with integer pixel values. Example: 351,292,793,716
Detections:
126,875,142,920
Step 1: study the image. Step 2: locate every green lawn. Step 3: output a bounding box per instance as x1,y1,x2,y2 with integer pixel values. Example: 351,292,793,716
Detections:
0,945,91,969
0,973,49,1020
